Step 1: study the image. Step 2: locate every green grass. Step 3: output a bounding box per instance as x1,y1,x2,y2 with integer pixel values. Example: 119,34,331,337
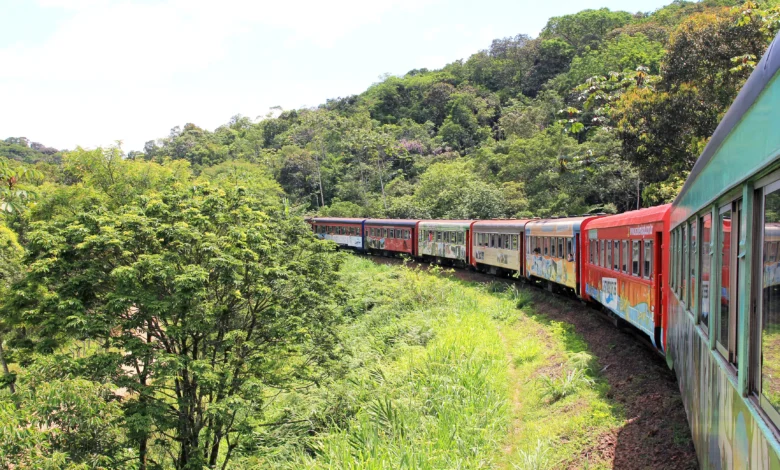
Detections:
234,256,622,469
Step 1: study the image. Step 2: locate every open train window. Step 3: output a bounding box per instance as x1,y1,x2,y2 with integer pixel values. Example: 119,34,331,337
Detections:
622,240,628,273
683,224,689,307
550,237,556,257
544,237,549,256
644,240,653,279
690,219,698,312
757,182,780,423
599,240,605,267
632,241,640,276
613,240,619,271
700,214,712,331
718,201,739,367
606,240,612,270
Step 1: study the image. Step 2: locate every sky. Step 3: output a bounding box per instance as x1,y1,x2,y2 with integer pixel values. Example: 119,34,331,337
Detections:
1,0,674,152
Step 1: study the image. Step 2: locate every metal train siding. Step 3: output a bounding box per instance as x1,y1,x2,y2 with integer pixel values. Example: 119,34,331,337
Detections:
664,30,780,469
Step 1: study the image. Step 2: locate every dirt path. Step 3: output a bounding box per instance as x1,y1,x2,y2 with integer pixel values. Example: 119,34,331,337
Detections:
363,255,698,469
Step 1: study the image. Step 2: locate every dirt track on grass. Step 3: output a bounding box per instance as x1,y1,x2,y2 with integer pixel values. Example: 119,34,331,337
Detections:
365,255,698,469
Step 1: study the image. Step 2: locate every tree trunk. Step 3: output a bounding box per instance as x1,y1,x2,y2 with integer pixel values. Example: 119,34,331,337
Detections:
139,436,148,470
0,339,15,395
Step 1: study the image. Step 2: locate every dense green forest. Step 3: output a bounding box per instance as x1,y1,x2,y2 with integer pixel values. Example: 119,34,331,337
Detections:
6,0,780,219
0,0,778,468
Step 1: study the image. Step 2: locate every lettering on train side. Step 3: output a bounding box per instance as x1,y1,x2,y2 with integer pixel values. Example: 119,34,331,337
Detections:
629,225,653,236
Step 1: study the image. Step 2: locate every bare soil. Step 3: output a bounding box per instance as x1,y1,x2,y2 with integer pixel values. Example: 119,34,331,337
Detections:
364,254,699,469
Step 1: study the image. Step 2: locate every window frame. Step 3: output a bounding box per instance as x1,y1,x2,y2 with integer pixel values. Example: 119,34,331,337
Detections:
643,240,653,280
632,240,640,277
613,240,620,271
716,201,740,367
699,213,712,333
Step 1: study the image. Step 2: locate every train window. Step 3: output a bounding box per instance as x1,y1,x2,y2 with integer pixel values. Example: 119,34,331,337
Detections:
567,238,573,262
690,219,698,312
644,240,653,279
606,240,612,270
632,241,640,276
612,240,619,271
391,229,397,238
700,214,712,330
512,235,518,250
621,240,628,273
559,239,565,259
717,204,735,363
544,237,549,256
600,240,605,267
589,241,595,264
759,186,780,419
595,240,600,266
550,237,556,257
682,224,688,305
435,231,440,242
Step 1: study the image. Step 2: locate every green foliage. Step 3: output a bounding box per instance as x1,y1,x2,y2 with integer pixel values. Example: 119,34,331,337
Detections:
13,183,345,468
541,8,634,53
539,368,595,402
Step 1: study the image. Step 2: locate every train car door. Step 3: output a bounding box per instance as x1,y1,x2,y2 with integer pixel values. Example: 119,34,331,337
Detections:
655,230,663,350
575,233,581,295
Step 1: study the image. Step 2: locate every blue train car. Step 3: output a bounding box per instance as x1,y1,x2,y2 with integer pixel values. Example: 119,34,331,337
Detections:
668,31,780,468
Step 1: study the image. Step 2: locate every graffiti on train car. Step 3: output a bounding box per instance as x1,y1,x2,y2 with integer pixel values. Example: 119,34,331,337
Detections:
419,237,466,260
526,254,576,288
318,233,363,249
667,299,780,469
585,277,655,339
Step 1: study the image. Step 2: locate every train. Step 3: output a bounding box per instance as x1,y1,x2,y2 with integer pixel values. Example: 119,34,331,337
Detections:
309,32,780,469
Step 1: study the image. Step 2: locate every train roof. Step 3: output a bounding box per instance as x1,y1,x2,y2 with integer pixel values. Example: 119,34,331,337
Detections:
364,219,419,227
472,219,532,231
673,30,780,225
417,220,473,229
586,205,671,229
311,217,366,224
525,216,599,237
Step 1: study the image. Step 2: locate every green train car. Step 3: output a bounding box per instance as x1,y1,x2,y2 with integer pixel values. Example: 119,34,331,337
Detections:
668,32,780,467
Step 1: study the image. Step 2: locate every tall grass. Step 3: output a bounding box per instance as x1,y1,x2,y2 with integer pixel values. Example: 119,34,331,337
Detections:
233,257,621,469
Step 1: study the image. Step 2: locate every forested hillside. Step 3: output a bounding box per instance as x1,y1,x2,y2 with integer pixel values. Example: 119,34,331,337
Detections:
6,0,778,219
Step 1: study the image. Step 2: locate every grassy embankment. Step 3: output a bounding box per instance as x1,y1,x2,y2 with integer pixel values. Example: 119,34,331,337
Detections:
243,255,622,469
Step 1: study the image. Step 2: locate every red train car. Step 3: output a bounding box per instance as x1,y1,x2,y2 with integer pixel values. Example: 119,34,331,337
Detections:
581,205,671,350
365,219,418,256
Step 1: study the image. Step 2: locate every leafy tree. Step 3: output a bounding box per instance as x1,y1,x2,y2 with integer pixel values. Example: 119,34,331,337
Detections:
411,161,507,219
14,184,345,469
541,8,634,53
